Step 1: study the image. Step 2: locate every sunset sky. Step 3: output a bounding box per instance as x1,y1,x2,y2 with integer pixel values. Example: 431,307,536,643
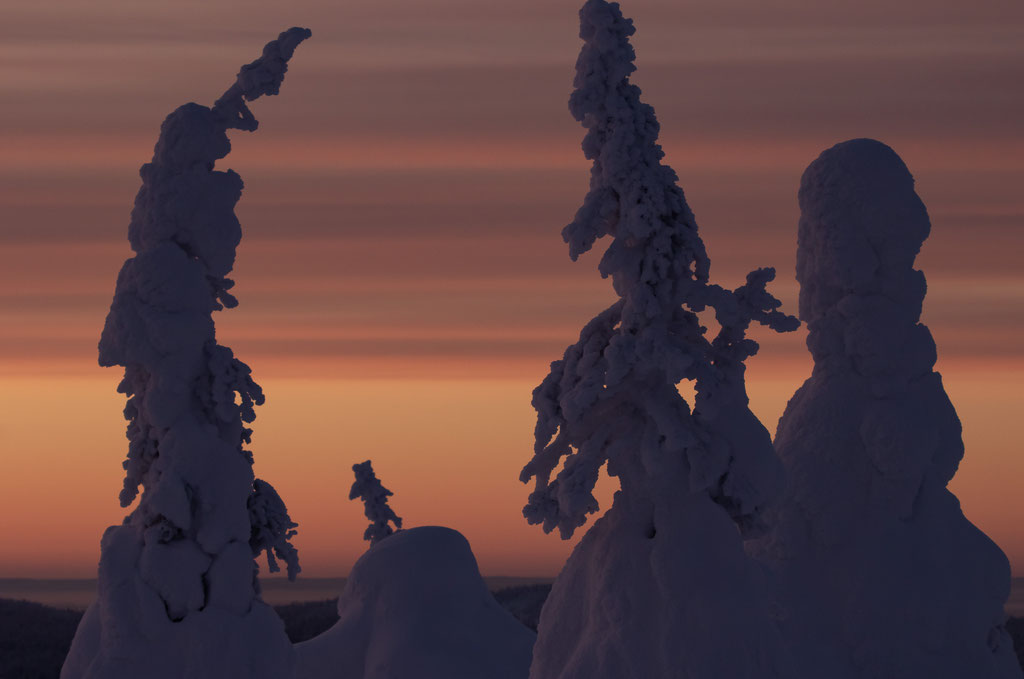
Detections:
1,0,1021,579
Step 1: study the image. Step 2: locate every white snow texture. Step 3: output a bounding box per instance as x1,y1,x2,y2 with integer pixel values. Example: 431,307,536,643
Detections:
523,1,799,677
295,526,536,679
748,138,1022,679
61,27,310,679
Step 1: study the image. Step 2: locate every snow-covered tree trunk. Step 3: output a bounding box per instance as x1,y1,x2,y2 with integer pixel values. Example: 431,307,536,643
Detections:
748,138,1021,678
61,28,310,679
522,2,799,677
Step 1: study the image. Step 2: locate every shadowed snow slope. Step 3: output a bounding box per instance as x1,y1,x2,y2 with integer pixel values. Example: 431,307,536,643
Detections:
294,526,535,679
749,138,1022,679
532,487,790,679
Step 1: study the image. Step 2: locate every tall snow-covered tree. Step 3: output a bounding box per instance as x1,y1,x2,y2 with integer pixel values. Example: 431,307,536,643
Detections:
350,460,403,545
748,138,1022,678
61,28,310,679
521,2,798,677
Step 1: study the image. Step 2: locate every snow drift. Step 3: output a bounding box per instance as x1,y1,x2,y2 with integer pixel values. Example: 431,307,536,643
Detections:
294,526,536,679
749,138,1022,679
61,28,310,679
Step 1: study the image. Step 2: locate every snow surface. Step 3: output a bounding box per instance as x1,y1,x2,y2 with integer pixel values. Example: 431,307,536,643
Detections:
61,28,310,679
523,2,798,677
294,526,535,679
748,138,1022,678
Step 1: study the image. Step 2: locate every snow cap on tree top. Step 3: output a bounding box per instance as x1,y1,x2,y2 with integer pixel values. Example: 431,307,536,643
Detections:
797,138,931,323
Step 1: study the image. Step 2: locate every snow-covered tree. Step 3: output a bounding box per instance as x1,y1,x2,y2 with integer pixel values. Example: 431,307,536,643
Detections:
748,138,1022,678
61,28,310,679
350,460,402,545
521,2,798,677
249,478,301,581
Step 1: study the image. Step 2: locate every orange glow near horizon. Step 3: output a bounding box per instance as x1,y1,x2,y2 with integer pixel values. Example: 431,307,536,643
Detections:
1,0,1021,585
3,356,1022,578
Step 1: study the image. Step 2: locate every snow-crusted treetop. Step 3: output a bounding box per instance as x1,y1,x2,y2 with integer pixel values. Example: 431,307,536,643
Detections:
798,138,930,325
214,27,312,133
797,139,939,389
521,0,798,539
796,138,962,485
350,460,403,546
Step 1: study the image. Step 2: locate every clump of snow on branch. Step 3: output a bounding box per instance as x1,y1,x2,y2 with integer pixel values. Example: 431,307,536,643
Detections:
350,460,403,545
62,28,310,679
520,0,798,541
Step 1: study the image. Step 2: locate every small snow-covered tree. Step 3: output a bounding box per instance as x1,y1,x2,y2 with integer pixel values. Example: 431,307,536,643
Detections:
62,28,310,679
249,478,301,581
350,460,402,545
521,2,798,677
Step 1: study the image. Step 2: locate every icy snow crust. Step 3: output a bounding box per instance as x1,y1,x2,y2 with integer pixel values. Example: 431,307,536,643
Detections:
61,28,310,679
523,2,798,677
294,526,536,679
748,138,1022,678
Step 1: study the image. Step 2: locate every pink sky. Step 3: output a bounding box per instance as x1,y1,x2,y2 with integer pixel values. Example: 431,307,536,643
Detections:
0,0,1021,577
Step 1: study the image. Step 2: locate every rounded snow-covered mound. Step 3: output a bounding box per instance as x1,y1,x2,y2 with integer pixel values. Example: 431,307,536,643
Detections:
60,526,293,679
529,487,791,679
294,526,535,679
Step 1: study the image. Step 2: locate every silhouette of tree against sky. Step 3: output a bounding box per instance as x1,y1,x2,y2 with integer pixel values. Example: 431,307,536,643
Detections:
521,2,798,677
350,460,403,546
62,28,310,679
521,0,797,546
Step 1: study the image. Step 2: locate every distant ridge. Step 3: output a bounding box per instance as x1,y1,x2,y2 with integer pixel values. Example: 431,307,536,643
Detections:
0,576,556,610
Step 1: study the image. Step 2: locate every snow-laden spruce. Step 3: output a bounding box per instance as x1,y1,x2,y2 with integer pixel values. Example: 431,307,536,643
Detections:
522,2,798,677
747,138,1022,679
350,460,402,545
61,28,310,679
294,526,536,679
